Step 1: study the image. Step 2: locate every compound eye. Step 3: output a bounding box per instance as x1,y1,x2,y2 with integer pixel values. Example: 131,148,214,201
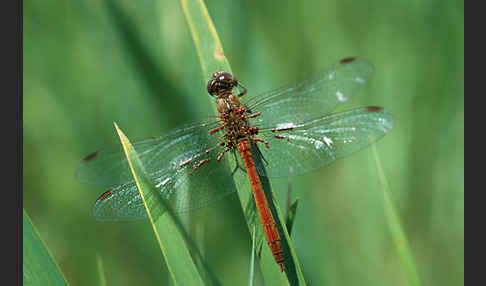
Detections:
207,79,216,95
218,72,233,81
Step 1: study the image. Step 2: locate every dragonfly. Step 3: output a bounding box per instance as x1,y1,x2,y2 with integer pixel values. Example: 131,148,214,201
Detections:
77,57,394,272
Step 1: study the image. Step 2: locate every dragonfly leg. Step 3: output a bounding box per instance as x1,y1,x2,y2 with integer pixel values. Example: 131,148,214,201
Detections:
274,135,290,142
252,137,270,149
248,112,261,119
189,158,211,175
209,125,224,135
217,147,231,162
231,150,246,176
244,104,253,114
236,82,247,97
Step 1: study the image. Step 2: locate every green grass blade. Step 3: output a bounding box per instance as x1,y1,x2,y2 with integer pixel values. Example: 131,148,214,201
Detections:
252,148,307,285
181,0,230,81
23,209,69,286
96,253,106,286
248,226,256,286
181,0,306,284
113,122,219,286
372,144,423,286
286,197,300,236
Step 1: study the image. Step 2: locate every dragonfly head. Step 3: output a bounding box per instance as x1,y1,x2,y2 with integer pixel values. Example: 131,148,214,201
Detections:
207,71,238,97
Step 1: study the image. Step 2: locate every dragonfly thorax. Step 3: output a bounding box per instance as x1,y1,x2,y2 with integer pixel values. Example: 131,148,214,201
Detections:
217,95,257,148
216,94,242,114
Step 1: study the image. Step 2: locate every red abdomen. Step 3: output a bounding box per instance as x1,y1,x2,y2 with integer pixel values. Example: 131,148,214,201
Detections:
237,140,285,271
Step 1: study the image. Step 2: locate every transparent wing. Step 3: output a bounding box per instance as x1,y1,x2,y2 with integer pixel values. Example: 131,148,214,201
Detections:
77,120,220,186
245,58,375,129
91,185,147,221
253,107,394,178
77,120,238,221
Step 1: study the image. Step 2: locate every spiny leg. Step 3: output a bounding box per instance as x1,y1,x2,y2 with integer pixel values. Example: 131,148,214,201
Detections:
209,125,224,135
231,149,246,176
244,105,253,114
248,112,261,119
252,137,269,149
217,147,231,162
236,82,247,97
274,134,290,142
214,145,243,176
189,158,211,176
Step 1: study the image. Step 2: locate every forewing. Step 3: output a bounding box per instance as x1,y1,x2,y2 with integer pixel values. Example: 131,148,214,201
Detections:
77,120,220,186
246,58,374,128
254,107,394,177
78,120,238,221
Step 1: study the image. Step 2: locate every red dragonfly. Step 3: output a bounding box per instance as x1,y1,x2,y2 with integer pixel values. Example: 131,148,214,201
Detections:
77,57,394,271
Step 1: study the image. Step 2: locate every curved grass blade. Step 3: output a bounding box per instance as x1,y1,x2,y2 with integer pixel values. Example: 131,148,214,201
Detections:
372,145,422,286
23,209,69,286
181,0,231,82
114,122,220,286
181,1,306,284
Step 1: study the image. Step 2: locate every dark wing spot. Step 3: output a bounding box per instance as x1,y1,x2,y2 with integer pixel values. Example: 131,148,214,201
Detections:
340,57,356,64
366,106,384,112
96,189,113,202
82,151,99,162
276,127,294,132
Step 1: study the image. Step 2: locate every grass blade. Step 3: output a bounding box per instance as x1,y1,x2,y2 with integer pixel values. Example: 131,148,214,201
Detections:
23,209,69,286
286,198,300,236
181,1,306,284
113,122,219,286
372,144,422,286
248,226,256,286
96,253,106,286
181,0,230,81
252,147,307,285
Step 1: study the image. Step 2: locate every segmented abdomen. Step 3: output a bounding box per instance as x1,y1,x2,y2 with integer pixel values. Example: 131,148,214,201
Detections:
237,140,285,271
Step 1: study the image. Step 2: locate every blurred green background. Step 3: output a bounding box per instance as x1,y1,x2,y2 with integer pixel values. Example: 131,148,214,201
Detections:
23,0,464,285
